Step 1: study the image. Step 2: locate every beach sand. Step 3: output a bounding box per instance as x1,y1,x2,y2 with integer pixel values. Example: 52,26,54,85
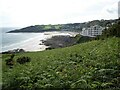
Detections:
11,31,79,52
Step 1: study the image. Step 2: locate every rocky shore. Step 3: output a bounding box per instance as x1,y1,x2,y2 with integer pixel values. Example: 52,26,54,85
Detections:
42,35,77,50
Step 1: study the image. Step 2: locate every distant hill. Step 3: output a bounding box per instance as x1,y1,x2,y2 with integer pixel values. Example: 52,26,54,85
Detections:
8,19,118,33
8,25,61,33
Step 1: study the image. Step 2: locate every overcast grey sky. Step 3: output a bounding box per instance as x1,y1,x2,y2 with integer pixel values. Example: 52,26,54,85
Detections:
0,0,119,27
119,1,120,18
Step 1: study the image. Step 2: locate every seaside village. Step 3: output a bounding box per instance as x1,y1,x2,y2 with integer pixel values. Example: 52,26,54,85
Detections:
80,25,105,37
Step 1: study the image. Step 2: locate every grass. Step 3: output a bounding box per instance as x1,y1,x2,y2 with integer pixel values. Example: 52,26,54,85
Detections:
2,37,120,89
54,25,61,29
44,25,52,30
43,25,61,30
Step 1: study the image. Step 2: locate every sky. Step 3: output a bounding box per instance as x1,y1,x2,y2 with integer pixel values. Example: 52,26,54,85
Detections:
0,0,119,27
119,1,120,18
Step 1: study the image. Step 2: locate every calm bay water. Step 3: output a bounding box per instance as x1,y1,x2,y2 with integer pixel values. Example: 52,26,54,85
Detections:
0,28,44,52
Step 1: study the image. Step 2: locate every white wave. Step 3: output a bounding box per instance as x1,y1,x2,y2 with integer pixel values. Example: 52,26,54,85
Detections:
2,33,45,52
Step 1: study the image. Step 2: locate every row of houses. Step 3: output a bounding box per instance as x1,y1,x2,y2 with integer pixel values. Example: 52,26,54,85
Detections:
80,25,105,37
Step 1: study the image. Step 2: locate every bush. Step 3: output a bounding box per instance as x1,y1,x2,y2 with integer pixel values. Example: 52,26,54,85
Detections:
5,54,15,68
17,56,31,64
102,21,120,37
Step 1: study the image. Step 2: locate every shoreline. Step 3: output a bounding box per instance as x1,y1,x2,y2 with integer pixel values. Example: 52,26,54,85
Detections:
2,31,79,53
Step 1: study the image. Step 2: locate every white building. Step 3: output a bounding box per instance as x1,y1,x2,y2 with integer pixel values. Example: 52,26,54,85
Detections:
81,25,105,37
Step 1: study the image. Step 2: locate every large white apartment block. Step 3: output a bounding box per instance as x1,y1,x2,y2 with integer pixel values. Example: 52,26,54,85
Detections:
81,25,105,37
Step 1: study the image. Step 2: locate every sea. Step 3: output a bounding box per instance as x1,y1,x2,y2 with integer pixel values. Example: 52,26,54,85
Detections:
0,27,45,52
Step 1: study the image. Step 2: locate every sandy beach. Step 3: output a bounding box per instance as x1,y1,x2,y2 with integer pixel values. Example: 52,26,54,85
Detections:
8,31,79,52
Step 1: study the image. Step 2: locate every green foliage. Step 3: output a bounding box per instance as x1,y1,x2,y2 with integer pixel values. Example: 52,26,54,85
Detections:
43,25,62,30
2,37,120,89
17,56,31,64
44,25,52,30
102,21,120,37
75,34,94,44
5,54,15,68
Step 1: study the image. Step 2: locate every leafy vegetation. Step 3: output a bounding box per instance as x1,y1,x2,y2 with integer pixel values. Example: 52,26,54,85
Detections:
2,37,120,89
102,21,120,37
75,34,94,44
5,54,15,68
17,56,31,64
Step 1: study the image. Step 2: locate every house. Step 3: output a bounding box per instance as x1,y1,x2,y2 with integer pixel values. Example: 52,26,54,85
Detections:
81,25,105,37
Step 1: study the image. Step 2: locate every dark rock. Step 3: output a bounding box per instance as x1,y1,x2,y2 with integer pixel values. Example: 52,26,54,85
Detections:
43,35,76,50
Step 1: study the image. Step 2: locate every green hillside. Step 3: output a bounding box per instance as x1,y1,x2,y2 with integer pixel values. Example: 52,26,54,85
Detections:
8,19,118,33
2,37,120,89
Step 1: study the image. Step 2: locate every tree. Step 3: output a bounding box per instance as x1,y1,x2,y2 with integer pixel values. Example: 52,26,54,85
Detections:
102,20,120,37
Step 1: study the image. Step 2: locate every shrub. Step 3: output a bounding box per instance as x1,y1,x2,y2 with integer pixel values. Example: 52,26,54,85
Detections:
17,56,31,64
102,21,120,37
5,54,15,68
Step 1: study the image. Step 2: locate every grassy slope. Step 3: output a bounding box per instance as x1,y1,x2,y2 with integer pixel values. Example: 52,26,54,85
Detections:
2,37,120,89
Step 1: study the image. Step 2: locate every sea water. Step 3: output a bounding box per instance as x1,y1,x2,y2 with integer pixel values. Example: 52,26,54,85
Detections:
0,28,44,52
